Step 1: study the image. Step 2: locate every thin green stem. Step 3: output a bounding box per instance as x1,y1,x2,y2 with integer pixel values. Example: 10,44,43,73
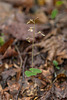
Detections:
32,20,35,68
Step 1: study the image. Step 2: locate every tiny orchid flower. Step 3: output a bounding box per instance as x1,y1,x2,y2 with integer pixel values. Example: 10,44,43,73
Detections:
28,27,34,32
27,19,35,24
38,31,45,36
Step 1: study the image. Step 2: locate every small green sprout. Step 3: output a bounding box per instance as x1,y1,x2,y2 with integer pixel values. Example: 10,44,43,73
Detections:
53,60,60,70
56,1,63,6
51,9,58,19
0,37,5,46
25,68,42,77
51,1,63,19
1,33,4,36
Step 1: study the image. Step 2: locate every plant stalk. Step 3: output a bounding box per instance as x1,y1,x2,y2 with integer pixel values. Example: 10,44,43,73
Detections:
32,20,35,68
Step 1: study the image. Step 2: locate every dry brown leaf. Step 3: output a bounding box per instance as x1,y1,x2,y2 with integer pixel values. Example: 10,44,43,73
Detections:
3,22,38,41
34,11,48,24
3,92,10,100
0,85,3,92
0,64,5,74
19,97,32,100
1,0,34,12
41,66,54,83
40,75,67,100
7,81,20,95
1,67,21,81
0,2,15,25
0,38,14,54
2,47,18,59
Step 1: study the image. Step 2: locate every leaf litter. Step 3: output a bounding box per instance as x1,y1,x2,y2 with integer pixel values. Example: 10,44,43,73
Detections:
0,0,67,100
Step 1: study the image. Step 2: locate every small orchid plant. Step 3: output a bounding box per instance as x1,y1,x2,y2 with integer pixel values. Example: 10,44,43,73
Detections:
25,18,45,77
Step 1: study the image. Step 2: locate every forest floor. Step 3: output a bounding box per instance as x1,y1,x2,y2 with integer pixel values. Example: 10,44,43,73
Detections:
0,0,67,100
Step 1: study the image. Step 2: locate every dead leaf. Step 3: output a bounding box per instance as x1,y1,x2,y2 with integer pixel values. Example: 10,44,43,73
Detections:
7,81,20,95
0,2,15,25
2,46,18,59
0,85,3,92
1,0,34,12
3,22,38,41
54,81,67,99
34,11,48,24
41,66,54,83
19,97,32,100
1,67,21,81
3,92,10,100
0,64,5,74
0,38,14,54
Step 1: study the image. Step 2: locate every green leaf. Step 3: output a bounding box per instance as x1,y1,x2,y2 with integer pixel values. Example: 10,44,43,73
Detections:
53,60,60,70
29,68,42,74
25,68,42,77
51,9,58,19
53,60,58,66
56,66,60,70
56,1,63,6
25,71,36,77
0,37,5,46
1,33,4,36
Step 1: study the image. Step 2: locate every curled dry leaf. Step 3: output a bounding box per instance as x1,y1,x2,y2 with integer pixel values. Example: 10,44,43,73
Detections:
0,38,18,60
2,47,18,59
41,66,54,83
0,38,14,54
1,68,21,82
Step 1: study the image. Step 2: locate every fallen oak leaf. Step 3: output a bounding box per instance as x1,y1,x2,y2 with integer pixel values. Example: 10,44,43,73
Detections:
2,46,18,59
0,38,14,54
1,67,21,81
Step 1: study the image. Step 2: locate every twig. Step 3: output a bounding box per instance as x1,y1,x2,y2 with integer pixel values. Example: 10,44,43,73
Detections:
16,56,27,100
15,46,23,68
22,56,27,81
